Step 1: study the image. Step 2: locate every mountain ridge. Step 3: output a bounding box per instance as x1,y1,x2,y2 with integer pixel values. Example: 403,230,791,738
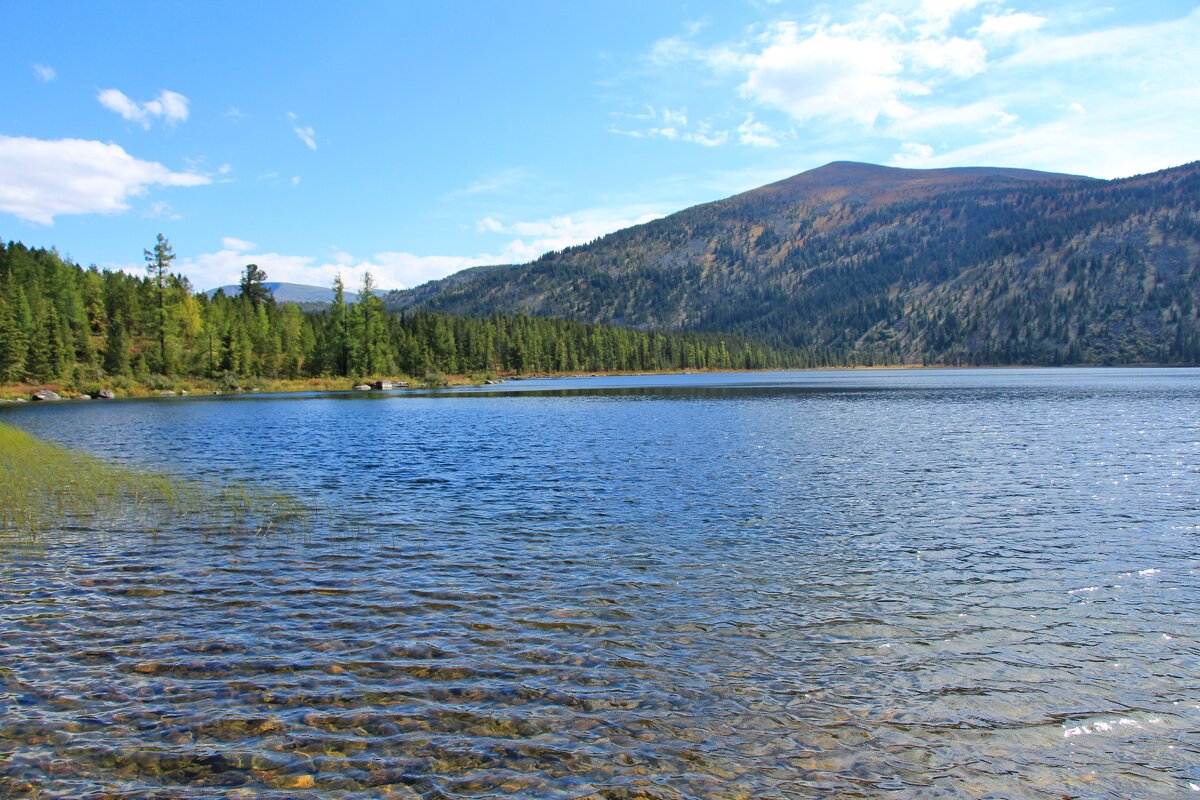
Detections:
384,159,1200,364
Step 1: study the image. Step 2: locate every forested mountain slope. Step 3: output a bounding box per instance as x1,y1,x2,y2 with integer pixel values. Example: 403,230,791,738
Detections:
385,161,1200,364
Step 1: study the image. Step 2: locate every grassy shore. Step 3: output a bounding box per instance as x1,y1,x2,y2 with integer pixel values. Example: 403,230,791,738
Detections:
0,421,309,543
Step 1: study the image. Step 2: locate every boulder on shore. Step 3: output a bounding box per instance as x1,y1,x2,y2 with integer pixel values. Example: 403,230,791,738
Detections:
94,389,116,400
31,389,61,402
353,384,372,391
158,390,176,397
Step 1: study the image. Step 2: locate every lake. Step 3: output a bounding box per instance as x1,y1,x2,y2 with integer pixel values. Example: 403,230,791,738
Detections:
2,368,1198,798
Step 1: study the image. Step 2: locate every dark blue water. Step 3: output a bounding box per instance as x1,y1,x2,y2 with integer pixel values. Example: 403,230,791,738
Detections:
2,368,1198,798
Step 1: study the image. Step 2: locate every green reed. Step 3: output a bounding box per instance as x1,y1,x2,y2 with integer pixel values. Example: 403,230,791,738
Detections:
0,422,312,543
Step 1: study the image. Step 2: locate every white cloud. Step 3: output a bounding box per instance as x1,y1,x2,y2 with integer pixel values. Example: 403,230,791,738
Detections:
222,237,257,252
32,63,56,83
683,129,730,147
740,22,918,126
180,208,669,291
976,12,1046,40
916,0,985,36
737,114,779,147
291,175,301,186
0,136,209,225
608,126,647,138
892,141,935,165
97,89,190,128
288,112,317,150
640,5,1012,132
909,36,987,78
662,107,688,126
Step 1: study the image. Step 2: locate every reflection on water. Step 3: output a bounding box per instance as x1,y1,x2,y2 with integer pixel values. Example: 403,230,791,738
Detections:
2,369,1199,797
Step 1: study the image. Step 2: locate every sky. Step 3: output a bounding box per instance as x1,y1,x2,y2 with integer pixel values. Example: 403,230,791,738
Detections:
2,0,1198,291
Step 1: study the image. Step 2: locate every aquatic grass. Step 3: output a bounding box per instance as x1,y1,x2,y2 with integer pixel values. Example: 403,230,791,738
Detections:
0,422,313,544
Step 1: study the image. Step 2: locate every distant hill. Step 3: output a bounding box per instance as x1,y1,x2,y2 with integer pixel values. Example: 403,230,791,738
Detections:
207,281,386,306
384,160,1200,365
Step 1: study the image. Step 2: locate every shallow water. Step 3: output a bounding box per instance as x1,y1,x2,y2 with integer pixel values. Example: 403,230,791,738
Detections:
2,368,1198,798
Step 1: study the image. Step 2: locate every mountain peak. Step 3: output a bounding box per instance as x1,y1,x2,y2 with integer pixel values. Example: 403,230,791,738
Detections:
741,160,1099,206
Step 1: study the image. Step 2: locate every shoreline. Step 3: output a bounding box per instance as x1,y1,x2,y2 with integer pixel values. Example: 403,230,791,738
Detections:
1,362,1193,405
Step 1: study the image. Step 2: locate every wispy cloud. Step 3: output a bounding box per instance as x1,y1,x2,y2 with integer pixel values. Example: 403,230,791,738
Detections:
98,89,190,129
0,135,209,225
288,112,317,150
448,167,528,198
32,63,56,83
144,200,182,221
609,105,733,147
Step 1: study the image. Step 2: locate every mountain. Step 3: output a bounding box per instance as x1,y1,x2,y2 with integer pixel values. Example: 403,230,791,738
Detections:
207,281,386,306
385,160,1200,365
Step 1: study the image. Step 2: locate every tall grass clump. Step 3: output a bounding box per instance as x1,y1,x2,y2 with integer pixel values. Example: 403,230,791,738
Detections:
0,422,311,544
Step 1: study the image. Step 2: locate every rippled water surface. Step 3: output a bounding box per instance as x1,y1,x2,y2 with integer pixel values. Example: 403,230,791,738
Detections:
2,368,1199,798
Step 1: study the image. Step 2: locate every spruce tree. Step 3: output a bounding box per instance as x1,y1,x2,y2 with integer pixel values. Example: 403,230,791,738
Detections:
144,233,175,373
0,297,27,382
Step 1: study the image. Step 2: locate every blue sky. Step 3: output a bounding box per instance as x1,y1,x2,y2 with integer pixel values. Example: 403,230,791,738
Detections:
2,1,1198,290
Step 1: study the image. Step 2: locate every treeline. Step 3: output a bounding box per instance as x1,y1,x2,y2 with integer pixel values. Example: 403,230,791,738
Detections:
0,239,820,388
